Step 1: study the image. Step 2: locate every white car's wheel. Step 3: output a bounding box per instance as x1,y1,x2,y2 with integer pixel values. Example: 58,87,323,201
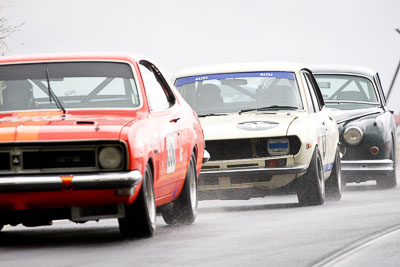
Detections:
297,148,325,206
326,148,342,201
162,153,198,225
118,164,156,238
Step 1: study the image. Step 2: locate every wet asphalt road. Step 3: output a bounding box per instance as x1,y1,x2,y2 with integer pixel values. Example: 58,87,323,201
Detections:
0,174,400,267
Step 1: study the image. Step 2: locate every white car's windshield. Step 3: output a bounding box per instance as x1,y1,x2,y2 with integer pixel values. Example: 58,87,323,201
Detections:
314,74,380,110
175,72,303,115
0,62,140,112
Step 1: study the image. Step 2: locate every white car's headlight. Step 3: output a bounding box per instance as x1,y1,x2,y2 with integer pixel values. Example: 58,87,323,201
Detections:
98,146,122,169
267,138,290,155
343,126,363,145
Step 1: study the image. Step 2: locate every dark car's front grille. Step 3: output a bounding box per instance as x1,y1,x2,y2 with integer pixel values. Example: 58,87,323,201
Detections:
206,136,301,161
0,141,126,175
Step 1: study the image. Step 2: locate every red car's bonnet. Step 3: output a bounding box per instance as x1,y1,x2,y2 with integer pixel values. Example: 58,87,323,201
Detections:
0,111,137,142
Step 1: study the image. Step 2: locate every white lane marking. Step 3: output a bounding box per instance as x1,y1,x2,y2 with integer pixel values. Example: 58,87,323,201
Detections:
311,223,400,267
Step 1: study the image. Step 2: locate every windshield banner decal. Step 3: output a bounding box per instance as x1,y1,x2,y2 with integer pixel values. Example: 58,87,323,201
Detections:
176,71,295,86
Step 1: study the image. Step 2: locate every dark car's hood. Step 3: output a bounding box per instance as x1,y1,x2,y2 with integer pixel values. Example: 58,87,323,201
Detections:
329,107,382,124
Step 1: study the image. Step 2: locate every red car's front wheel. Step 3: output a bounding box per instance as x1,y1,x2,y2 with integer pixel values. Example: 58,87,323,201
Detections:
118,164,156,238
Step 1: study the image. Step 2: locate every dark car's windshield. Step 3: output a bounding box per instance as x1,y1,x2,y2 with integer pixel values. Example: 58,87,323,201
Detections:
175,71,303,115
0,62,140,112
314,74,380,110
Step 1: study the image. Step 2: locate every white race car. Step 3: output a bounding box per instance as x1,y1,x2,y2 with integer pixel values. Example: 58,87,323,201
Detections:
173,62,341,205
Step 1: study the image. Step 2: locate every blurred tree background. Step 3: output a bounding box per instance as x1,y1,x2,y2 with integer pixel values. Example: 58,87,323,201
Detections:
0,6,24,55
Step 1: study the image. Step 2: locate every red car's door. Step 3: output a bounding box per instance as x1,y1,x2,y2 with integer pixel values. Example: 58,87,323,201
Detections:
138,61,186,204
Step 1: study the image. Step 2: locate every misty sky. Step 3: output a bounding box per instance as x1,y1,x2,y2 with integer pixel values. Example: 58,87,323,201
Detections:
2,0,400,111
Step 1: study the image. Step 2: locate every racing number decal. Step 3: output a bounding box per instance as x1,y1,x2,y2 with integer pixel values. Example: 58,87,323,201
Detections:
166,132,176,174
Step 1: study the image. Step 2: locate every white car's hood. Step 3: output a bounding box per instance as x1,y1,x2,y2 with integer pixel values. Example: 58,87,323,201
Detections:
200,112,298,140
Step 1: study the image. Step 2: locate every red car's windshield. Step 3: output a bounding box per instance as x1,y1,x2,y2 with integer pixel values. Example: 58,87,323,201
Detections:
0,62,140,111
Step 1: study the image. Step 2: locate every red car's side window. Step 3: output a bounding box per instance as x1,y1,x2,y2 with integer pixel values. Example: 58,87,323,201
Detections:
139,61,175,112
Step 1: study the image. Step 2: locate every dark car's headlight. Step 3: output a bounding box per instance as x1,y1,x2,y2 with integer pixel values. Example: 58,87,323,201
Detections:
267,138,290,155
343,126,363,145
98,146,122,169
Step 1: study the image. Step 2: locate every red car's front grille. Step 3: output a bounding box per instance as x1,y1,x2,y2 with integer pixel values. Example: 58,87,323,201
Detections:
0,141,126,175
0,152,10,171
23,150,96,169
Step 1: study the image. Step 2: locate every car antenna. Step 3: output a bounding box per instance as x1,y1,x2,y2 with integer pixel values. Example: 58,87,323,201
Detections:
386,28,400,101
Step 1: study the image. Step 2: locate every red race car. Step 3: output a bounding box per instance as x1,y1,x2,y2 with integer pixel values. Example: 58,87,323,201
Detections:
0,53,208,238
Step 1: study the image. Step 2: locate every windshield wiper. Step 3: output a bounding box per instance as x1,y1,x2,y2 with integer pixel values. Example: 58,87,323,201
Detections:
239,105,298,114
197,113,228,118
325,100,376,105
45,69,66,114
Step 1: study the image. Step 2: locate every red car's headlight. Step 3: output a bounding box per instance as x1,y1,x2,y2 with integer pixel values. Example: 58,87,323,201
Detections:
98,146,122,169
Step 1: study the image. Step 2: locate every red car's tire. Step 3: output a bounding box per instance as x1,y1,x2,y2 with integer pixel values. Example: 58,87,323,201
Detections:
118,164,156,238
162,153,198,225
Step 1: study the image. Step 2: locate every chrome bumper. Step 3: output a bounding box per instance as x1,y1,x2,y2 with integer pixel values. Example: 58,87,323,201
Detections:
199,165,308,192
341,159,394,172
201,165,308,175
0,171,143,192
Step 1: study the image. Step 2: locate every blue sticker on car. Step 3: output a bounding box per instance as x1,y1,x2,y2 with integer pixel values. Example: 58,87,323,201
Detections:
268,142,289,149
323,162,334,173
175,72,296,87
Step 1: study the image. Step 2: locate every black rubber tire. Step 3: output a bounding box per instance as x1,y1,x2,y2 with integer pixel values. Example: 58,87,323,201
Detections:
297,148,325,206
326,148,343,201
376,137,397,189
162,153,198,225
118,164,156,238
